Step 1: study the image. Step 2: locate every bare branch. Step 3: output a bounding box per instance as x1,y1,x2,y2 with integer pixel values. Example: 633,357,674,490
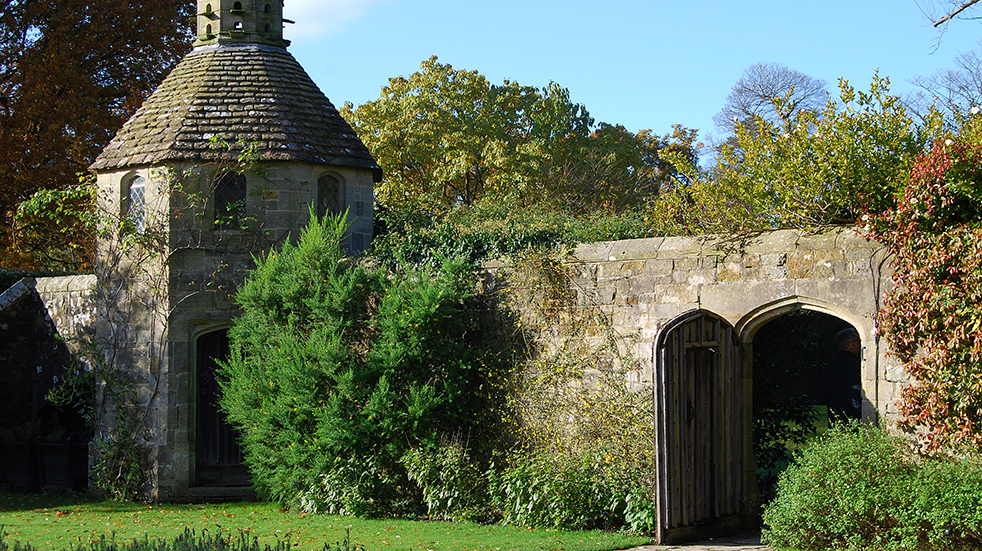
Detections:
934,0,982,26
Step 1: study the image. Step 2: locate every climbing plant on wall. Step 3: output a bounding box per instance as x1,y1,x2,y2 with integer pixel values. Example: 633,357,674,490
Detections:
486,250,658,532
865,116,982,451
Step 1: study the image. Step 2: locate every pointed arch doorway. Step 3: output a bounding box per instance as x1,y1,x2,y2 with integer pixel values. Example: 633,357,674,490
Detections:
195,329,249,487
654,310,751,544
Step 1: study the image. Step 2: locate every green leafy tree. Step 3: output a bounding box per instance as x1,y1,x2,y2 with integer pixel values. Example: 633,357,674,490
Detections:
660,75,940,234
218,212,514,515
341,56,576,211
342,57,697,219
866,116,982,451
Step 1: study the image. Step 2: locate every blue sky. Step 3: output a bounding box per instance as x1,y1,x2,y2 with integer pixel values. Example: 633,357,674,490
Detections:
281,0,981,145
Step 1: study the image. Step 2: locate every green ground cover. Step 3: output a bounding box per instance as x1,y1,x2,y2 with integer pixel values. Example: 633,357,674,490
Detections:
0,493,649,551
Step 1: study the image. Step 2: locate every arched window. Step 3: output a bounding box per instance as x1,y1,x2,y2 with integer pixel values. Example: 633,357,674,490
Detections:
233,20,243,29
214,172,247,229
317,175,342,220
265,3,272,13
127,176,146,232
264,23,271,32
206,24,213,35
233,1,243,10
205,3,212,13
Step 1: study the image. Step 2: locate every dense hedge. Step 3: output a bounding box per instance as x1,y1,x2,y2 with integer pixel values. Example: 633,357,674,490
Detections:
763,423,982,550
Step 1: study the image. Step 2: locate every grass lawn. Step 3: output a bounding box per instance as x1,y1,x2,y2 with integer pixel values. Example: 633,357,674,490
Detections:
0,493,650,551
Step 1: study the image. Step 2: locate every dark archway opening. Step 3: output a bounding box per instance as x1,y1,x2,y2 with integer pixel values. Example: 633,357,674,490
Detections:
751,309,854,504
195,329,249,487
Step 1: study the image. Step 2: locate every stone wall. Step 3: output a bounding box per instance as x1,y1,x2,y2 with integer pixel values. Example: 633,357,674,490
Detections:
494,226,905,423
0,276,97,442
33,276,99,349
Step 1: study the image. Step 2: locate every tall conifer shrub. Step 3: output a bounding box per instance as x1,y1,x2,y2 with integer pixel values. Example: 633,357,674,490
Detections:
218,212,511,515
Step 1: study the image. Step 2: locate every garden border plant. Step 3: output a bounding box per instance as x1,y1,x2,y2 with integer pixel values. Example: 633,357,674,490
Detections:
762,423,982,551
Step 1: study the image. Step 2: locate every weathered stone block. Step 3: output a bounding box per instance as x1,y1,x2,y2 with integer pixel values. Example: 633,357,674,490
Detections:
786,251,816,279
643,258,674,274
673,257,699,271
717,263,742,282
630,277,655,295
687,269,716,285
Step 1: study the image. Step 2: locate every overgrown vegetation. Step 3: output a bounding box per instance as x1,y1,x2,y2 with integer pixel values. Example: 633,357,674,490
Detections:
763,423,982,551
865,115,982,451
657,75,940,234
219,215,656,532
490,251,656,533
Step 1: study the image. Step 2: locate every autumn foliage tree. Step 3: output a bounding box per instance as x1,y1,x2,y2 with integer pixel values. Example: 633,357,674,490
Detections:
866,116,982,451
0,0,193,270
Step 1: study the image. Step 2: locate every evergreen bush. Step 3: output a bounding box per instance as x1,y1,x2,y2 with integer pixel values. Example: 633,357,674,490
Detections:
218,211,513,515
763,423,982,550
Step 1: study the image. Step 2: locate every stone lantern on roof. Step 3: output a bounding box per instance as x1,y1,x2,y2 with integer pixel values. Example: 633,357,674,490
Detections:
88,0,380,500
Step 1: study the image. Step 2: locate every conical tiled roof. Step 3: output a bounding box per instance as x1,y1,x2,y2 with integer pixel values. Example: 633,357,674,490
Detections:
91,43,380,178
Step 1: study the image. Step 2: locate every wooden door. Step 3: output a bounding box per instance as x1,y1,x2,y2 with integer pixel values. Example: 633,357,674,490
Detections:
195,329,249,486
655,311,745,543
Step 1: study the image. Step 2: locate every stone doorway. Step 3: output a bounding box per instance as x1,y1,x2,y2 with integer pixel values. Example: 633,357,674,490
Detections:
195,329,249,487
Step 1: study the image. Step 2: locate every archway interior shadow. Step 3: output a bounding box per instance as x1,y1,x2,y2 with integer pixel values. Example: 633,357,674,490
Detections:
195,329,249,487
751,310,853,504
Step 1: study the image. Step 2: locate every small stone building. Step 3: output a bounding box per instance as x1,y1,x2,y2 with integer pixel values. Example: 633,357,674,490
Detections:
87,0,381,500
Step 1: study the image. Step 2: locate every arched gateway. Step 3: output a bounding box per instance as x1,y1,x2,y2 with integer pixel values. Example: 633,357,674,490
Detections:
537,226,901,544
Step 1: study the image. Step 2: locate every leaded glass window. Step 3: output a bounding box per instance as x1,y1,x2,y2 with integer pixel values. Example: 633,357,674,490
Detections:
215,172,247,229
317,175,342,219
128,176,146,233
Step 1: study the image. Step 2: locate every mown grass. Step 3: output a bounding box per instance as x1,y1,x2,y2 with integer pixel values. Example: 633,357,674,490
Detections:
0,493,650,551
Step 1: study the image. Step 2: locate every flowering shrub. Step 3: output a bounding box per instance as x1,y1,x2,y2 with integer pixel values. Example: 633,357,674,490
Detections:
865,118,982,451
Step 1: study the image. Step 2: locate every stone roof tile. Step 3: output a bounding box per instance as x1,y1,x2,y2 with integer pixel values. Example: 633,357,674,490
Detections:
90,44,379,177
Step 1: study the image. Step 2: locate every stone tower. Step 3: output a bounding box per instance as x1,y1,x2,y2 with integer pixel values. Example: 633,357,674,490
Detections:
89,0,380,500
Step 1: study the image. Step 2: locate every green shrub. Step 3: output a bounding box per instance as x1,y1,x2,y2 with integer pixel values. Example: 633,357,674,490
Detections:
219,211,513,515
762,423,916,550
402,436,488,521
763,423,982,551
913,457,982,549
371,202,655,269
487,449,656,534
